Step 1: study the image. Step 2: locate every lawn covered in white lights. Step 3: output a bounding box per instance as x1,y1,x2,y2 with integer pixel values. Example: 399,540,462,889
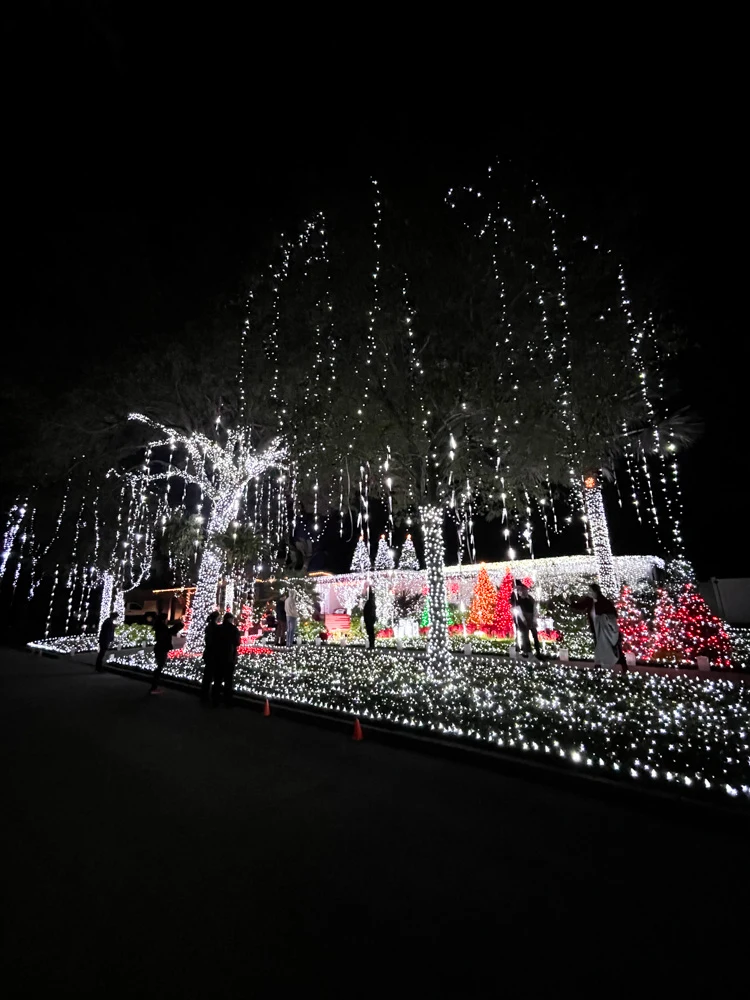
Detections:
112,646,750,803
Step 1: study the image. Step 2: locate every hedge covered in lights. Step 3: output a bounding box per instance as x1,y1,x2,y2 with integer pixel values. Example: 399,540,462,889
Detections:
29,622,750,669
110,645,750,803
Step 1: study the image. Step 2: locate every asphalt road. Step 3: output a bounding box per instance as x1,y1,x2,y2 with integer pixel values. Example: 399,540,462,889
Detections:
2,647,748,996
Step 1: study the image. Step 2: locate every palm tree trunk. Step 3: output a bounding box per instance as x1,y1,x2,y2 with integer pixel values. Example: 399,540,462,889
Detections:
114,588,126,624
583,474,618,598
98,571,114,634
224,578,235,616
184,490,242,652
419,504,452,676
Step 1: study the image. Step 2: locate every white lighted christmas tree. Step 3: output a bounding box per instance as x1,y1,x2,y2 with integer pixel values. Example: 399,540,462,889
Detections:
374,534,394,570
350,535,372,573
398,534,420,570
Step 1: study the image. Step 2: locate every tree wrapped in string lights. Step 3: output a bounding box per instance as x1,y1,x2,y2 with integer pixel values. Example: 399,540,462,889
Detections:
583,474,618,597
420,505,451,673
124,414,284,653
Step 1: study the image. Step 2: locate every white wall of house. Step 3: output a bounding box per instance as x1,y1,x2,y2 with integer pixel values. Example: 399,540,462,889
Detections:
699,579,750,625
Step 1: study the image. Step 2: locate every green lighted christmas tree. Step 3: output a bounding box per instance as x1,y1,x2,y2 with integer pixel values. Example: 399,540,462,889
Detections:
420,598,430,628
468,566,496,628
420,596,455,629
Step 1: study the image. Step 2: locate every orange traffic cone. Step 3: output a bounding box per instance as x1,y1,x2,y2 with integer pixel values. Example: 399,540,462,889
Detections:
352,718,363,741
263,698,271,717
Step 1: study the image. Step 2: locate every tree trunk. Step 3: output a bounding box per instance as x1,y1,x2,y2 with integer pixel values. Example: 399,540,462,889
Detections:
419,504,452,676
224,579,235,616
114,589,126,624
583,474,618,598
98,571,114,635
184,490,242,652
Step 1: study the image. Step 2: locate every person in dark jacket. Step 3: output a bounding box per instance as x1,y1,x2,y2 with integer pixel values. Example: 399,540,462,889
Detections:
275,596,287,646
200,611,221,704
511,580,541,658
95,612,119,671
150,613,184,695
215,612,241,705
264,608,277,644
363,589,377,650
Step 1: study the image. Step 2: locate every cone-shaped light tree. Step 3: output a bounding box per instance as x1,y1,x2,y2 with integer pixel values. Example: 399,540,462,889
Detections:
350,535,372,573
398,534,420,570
491,571,515,638
374,534,395,570
468,566,497,629
616,585,653,661
673,583,732,667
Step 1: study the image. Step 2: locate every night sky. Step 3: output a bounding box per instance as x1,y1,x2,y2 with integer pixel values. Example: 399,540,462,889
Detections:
4,9,747,579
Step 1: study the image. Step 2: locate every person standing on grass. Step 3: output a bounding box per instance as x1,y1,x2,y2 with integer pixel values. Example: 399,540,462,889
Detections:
200,610,221,704
95,611,119,671
284,589,298,648
363,588,377,650
215,611,241,705
570,583,625,668
150,613,184,695
275,594,287,646
511,580,541,659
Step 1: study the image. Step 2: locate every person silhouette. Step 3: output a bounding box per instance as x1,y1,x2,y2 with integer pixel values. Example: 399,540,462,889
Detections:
95,612,119,671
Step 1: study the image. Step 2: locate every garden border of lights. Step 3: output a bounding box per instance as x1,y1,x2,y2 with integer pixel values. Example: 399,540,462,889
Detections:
107,644,749,805
29,622,750,668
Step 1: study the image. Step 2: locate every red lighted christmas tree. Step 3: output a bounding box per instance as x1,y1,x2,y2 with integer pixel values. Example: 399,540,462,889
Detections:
616,586,653,661
239,603,253,637
468,566,497,628
674,583,732,667
491,571,515,638
651,588,684,662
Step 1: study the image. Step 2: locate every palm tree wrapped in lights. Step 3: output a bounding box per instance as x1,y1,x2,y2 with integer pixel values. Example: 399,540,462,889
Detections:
126,413,284,652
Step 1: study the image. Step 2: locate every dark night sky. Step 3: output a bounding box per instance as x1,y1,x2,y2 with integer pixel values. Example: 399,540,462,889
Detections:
4,9,748,579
